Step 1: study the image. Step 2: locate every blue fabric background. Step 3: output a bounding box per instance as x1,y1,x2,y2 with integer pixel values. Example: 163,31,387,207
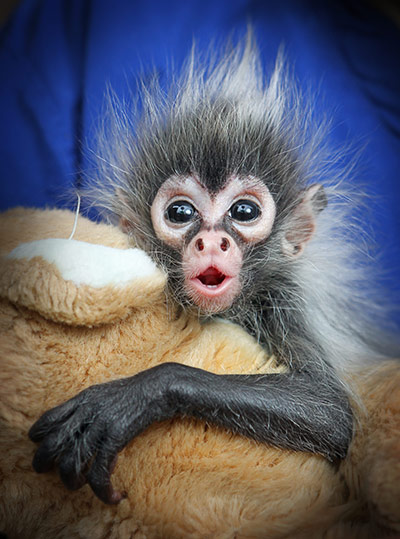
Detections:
1,0,399,316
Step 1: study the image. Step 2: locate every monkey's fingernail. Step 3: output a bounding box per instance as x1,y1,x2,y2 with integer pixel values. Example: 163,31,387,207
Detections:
109,488,125,504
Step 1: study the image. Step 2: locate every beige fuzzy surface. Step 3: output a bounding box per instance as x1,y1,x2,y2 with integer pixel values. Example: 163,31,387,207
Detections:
0,208,399,538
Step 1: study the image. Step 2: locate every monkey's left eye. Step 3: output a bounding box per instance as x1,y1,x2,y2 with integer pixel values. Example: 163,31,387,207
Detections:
229,200,260,222
165,201,197,224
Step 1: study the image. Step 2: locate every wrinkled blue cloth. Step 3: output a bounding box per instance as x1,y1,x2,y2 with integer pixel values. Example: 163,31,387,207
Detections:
1,0,399,307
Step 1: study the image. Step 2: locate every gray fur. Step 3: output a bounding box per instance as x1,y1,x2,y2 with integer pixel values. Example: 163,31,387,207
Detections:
85,33,397,385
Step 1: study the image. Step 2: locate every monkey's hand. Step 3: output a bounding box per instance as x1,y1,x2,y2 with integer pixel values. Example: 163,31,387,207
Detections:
29,364,177,504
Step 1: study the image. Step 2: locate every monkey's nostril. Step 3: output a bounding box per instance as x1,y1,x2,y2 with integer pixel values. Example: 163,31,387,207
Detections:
196,238,204,251
220,237,230,251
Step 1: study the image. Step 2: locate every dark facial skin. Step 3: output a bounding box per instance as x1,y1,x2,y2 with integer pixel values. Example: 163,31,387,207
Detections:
28,175,353,505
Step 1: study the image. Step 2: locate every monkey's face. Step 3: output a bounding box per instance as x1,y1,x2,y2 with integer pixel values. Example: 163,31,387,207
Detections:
151,175,276,313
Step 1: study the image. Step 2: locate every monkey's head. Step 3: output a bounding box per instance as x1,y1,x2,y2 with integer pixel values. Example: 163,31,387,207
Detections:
106,42,328,316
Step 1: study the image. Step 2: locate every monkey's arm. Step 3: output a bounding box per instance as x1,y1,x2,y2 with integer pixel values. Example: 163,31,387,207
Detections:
29,362,353,504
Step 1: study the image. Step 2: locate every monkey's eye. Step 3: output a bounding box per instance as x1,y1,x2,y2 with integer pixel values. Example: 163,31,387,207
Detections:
165,201,197,224
229,200,260,222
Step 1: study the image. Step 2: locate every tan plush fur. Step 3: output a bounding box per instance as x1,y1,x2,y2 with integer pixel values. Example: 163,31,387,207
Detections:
0,208,399,538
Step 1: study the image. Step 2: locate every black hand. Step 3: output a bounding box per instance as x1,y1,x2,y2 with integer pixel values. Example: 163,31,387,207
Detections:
29,365,175,504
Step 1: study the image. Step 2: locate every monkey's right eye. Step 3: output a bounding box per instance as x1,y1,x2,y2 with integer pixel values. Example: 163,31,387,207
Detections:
165,201,197,224
229,200,260,222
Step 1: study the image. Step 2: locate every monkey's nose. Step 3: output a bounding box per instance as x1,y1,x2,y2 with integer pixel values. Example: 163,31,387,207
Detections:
195,238,205,251
220,237,230,251
195,236,230,252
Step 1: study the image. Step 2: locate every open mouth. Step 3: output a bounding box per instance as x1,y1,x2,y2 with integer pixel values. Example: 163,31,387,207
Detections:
188,266,240,311
196,267,227,288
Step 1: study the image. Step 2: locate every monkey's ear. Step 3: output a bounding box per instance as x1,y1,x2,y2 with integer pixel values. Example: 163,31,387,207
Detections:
115,188,136,233
119,216,132,234
282,184,327,257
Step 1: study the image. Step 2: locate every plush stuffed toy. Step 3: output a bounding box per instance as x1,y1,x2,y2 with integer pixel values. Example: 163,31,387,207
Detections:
0,207,399,539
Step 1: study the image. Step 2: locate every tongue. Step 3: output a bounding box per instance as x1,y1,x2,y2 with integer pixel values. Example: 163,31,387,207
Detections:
198,267,225,286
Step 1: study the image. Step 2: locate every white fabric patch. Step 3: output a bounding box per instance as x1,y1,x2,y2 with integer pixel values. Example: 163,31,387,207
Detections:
8,238,159,288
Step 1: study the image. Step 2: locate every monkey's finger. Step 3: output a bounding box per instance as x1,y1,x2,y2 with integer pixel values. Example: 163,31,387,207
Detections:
87,448,125,505
58,449,91,491
29,400,77,442
32,434,65,473
57,420,105,490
